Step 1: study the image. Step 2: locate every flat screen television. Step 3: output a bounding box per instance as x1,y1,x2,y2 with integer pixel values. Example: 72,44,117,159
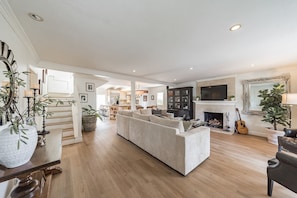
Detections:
201,85,227,101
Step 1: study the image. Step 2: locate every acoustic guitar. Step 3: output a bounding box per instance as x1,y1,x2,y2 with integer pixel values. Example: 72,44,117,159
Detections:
235,108,248,135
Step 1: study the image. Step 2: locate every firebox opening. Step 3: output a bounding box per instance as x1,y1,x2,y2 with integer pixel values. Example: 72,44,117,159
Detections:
204,112,224,128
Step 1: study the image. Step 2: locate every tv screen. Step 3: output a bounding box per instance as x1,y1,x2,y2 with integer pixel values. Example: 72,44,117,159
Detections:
201,85,227,101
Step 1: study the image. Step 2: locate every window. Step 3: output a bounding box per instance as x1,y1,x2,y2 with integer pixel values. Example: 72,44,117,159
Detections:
157,92,164,106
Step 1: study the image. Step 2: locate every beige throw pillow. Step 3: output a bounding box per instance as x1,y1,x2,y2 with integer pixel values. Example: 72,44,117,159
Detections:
118,110,133,117
140,109,152,115
132,112,151,121
150,115,184,133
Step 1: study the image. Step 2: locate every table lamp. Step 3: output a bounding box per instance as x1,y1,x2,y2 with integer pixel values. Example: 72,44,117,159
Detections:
281,93,297,128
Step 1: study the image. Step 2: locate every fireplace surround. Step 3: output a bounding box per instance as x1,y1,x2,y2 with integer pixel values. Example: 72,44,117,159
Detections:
194,101,236,133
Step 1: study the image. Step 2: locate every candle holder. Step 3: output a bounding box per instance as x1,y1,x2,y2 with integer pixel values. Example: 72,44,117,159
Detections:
24,96,32,117
30,87,39,121
37,105,50,146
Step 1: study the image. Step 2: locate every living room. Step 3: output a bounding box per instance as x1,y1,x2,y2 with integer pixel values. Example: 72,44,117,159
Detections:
1,0,297,197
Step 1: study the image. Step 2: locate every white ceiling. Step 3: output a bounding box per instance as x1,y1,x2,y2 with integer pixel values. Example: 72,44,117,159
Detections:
8,0,297,84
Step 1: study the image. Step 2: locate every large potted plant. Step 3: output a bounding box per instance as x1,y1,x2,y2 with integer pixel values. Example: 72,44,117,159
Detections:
82,105,102,132
258,83,290,144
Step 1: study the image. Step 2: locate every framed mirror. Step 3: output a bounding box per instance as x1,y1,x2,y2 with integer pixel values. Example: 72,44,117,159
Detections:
0,41,16,113
242,74,290,115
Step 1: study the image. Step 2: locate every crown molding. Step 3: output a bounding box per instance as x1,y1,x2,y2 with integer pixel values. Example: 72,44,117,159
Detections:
0,0,39,62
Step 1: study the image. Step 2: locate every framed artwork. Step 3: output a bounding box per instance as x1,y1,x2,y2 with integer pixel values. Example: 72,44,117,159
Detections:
151,95,154,100
79,93,88,103
143,95,147,102
86,82,95,92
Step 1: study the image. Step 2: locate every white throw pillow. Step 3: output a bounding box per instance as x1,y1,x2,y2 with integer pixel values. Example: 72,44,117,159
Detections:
118,110,133,117
150,115,184,133
140,109,152,115
132,112,151,121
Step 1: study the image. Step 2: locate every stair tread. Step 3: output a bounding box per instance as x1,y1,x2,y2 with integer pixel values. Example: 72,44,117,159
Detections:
62,128,74,132
47,121,73,126
47,115,73,119
47,109,72,113
62,135,75,140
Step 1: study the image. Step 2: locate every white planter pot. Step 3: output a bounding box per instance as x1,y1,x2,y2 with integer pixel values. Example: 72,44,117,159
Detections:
0,124,38,168
265,128,285,145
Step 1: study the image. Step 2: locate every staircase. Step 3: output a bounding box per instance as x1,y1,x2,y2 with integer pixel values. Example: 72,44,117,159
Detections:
45,96,82,146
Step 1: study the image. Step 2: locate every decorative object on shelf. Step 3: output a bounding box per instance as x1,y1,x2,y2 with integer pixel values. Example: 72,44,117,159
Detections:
30,83,39,122
82,105,102,132
24,90,33,118
228,95,235,101
0,40,38,168
258,83,290,144
86,82,95,92
143,95,147,102
37,105,50,146
79,93,88,103
0,124,38,168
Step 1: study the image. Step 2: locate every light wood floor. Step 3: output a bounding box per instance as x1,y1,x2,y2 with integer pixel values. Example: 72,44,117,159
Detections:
50,120,296,198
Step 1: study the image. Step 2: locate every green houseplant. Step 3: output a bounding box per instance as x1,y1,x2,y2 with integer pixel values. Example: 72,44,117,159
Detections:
258,83,290,144
258,83,290,130
82,105,102,132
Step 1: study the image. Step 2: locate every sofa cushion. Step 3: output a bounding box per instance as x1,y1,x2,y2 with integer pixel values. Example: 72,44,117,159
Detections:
140,109,152,115
118,110,133,117
150,115,184,133
132,112,151,121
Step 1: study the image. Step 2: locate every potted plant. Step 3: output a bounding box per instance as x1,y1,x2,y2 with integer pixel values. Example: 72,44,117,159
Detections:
258,83,290,144
228,95,235,101
82,105,102,132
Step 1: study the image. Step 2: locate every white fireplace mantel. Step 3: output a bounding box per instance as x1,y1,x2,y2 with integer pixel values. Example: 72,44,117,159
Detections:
193,100,237,106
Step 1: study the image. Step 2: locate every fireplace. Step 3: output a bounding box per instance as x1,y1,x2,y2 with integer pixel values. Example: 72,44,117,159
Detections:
204,112,224,128
194,101,236,134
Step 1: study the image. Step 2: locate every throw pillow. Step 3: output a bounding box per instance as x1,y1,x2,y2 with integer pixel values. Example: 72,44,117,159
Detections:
150,115,184,133
132,112,151,121
140,109,152,115
183,121,193,132
118,110,133,117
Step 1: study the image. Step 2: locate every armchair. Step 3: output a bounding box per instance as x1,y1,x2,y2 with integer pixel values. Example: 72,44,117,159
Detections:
267,136,297,196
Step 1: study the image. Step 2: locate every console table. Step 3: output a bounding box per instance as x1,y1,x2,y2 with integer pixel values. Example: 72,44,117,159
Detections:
0,130,62,198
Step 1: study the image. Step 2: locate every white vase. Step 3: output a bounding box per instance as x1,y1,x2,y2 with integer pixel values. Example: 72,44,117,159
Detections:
265,128,285,145
0,124,38,168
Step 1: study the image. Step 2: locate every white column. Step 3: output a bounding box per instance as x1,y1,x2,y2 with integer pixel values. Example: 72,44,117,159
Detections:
131,80,136,110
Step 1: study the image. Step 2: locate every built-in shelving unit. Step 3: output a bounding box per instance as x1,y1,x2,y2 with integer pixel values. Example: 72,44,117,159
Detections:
167,87,193,119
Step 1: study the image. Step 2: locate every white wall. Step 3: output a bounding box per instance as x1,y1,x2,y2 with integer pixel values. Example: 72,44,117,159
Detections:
74,74,107,110
147,86,167,109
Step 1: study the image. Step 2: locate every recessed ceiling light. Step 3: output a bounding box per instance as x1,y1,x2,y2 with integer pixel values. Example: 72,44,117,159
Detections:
189,67,193,70
229,24,241,31
28,13,44,22
173,79,177,82
251,64,255,67
132,70,136,73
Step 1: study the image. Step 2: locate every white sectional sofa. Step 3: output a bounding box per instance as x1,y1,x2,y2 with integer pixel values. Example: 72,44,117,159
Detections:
116,110,210,176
